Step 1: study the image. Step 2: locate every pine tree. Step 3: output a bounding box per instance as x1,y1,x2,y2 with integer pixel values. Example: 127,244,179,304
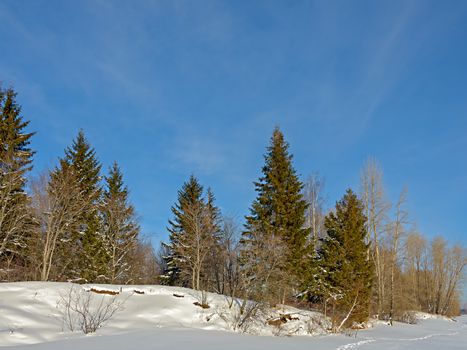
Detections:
62,130,107,282
319,189,373,328
0,86,35,277
241,127,309,299
162,175,220,290
101,162,140,284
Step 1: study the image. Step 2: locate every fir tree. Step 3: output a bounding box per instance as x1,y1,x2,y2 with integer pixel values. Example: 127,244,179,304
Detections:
241,127,309,292
319,189,373,328
162,175,221,290
62,130,107,282
64,130,101,201
0,86,35,274
101,162,140,284
204,188,223,290
162,175,203,286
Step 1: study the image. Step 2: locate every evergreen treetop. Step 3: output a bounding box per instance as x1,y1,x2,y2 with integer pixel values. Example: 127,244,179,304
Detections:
0,86,35,179
243,127,309,271
64,129,102,201
104,161,128,201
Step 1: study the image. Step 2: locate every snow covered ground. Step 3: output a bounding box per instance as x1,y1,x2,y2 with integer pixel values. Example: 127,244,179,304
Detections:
1,282,466,349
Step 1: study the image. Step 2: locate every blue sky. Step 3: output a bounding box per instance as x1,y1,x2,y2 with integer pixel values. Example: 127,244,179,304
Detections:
1,0,466,254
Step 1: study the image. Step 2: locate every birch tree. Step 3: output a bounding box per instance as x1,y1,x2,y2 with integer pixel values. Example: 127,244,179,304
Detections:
303,173,326,246
31,163,86,281
360,158,390,318
387,188,409,324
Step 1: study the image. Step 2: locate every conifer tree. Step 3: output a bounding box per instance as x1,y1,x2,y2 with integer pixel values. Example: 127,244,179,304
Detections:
203,188,223,290
0,86,35,276
241,127,309,297
162,175,220,290
319,189,373,328
62,130,107,282
101,162,140,284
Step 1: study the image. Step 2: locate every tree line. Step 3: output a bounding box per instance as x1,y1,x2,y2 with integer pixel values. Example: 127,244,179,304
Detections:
0,86,157,284
1,85,465,329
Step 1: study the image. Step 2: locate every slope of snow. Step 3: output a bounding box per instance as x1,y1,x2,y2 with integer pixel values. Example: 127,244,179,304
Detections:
1,282,466,349
0,282,327,346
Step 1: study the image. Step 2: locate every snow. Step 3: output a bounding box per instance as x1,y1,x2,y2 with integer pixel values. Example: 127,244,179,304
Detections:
1,282,466,349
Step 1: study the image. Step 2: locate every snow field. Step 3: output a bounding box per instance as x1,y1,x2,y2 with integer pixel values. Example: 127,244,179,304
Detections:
1,282,466,349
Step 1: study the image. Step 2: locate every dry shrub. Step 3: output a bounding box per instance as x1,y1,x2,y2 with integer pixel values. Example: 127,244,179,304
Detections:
58,285,126,334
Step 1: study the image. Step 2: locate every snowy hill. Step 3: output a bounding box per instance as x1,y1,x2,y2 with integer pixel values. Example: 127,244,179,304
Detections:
1,282,466,349
0,282,327,346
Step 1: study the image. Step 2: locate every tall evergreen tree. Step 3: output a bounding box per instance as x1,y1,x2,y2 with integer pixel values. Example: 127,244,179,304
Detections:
102,162,140,284
0,86,35,277
162,175,203,286
241,127,309,293
319,189,373,328
162,175,220,290
203,188,223,290
62,130,107,282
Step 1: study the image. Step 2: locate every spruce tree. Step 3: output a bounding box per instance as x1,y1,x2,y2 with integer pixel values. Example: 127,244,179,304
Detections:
241,127,309,293
62,130,107,282
0,86,35,275
162,175,220,290
319,189,373,328
162,175,203,286
204,188,222,290
102,162,140,283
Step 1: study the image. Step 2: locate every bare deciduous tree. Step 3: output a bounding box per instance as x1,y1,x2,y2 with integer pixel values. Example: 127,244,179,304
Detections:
360,158,390,318
240,228,289,305
303,173,326,246
210,216,241,297
387,188,409,324
177,197,219,291
30,164,86,281
405,231,427,309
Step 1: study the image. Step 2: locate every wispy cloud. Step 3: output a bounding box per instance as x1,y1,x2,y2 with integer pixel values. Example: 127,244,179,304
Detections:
168,133,226,175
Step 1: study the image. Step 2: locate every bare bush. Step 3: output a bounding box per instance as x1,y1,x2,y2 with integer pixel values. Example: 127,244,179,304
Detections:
305,314,330,334
216,297,264,334
193,289,210,309
397,311,418,324
58,286,126,334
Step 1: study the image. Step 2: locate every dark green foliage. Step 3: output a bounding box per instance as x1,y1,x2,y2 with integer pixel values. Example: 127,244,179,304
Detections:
319,189,373,326
0,86,35,276
242,127,309,283
102,162,140,283
64,130,102,201
61,130,107,282
0,87,34,175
